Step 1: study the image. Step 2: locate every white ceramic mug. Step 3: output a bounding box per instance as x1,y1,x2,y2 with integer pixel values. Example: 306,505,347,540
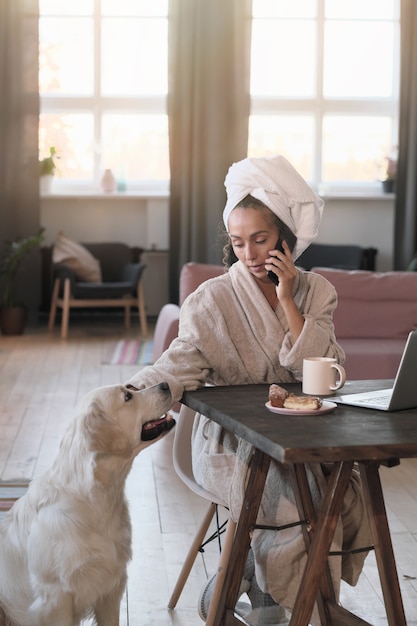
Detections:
302,357,346,396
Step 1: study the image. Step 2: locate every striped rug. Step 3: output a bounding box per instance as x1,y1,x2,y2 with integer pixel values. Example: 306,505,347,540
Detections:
102,339,154,365
0,482,29,520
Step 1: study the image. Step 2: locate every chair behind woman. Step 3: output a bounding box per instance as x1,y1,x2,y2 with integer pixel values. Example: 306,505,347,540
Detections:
167,404,236,625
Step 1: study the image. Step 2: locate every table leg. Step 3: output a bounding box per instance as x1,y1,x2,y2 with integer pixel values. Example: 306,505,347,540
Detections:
289,461,354,626
290,463,341,625
359,462,406,626
207,455,407,626
212,447,271,626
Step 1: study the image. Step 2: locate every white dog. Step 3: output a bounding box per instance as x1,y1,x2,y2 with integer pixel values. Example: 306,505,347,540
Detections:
0,381,174,626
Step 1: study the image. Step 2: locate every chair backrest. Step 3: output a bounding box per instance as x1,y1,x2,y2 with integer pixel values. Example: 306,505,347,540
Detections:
172,405,195,490
296,243,377,272
172,404,227,505
83,242,133,281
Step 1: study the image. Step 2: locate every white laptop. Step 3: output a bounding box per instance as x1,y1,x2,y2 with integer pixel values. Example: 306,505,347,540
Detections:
332,329,417,411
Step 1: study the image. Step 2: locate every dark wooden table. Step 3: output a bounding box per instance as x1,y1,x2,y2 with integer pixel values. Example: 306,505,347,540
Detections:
182,380,417,626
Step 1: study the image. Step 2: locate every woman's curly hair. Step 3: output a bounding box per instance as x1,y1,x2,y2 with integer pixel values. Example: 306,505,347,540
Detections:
220,194,297,268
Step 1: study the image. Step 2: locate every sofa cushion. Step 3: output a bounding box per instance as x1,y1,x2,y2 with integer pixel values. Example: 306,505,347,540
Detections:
313,268,417,339
338,338,406,380
53,232,102,283
72,282,135,299
179,262,225,305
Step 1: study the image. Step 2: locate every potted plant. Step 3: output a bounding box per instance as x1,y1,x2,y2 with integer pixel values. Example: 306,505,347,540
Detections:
0,228,45,335
380,151,397,193
39,146,58,194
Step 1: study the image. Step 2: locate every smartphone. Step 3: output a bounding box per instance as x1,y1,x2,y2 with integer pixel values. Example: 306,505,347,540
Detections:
267,238,284,285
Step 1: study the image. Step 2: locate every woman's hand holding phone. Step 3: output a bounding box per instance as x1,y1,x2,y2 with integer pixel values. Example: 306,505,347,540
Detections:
267,238,285,285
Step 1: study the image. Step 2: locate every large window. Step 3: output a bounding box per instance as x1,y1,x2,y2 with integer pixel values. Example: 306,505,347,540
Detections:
39,0,169,193
249,0,400,192
39,0,399,194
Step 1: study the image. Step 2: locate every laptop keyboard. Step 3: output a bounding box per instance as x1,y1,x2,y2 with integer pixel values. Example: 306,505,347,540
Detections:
354,394,391,407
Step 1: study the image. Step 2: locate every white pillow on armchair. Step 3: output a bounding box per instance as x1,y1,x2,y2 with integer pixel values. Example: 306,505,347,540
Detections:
52,232,102,283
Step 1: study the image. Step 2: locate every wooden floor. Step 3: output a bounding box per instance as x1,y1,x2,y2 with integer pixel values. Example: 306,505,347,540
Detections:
0,317,416,625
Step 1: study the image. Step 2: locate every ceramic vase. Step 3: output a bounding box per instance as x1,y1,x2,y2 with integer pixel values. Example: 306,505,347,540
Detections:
101,169,116,193
40,174,53,195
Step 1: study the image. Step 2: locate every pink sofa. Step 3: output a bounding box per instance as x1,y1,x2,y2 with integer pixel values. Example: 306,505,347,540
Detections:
151,262,224,412
152,263,417,382
313,268,417,380
151,263,225,363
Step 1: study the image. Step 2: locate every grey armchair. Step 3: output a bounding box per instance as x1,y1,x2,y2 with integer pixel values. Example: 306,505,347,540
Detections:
48,242,148,339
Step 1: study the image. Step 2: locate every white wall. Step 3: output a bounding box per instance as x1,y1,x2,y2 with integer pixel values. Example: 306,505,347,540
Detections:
40,194,169,251
41,192,395,271
318,194,395,271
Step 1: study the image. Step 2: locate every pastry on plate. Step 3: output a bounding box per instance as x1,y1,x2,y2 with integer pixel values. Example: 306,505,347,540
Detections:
283,393,323,411
269,384,289,408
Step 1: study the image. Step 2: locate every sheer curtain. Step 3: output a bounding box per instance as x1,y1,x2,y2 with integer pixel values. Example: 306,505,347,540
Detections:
167,0,252,302
0,0,40,318
394,0,417,269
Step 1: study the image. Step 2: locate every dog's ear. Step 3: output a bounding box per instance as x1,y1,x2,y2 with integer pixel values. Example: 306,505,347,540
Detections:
84,400,132,456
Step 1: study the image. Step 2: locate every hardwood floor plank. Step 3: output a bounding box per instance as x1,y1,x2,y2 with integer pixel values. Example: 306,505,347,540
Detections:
1,322,417,625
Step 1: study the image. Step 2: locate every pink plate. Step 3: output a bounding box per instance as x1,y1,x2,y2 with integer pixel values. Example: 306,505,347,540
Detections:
265,400,337,417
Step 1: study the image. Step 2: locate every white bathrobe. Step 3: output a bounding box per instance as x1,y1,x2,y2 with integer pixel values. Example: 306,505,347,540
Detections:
127,261,371,622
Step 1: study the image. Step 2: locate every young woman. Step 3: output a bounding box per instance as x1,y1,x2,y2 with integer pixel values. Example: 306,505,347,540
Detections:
127,155,370,625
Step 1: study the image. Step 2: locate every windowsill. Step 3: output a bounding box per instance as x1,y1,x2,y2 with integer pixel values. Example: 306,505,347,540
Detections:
41,181,395,202
316,181,397,200
42,190,395,201
41,190,170,200
41,179,170,199
320,191,395,201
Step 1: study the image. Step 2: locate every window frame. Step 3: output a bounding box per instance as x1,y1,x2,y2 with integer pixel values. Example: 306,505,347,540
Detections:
39,1,169,195
39,0,400,197
249,0,401,194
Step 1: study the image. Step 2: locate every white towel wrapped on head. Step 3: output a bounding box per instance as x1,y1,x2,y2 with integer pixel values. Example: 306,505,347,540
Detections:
223,155,324,260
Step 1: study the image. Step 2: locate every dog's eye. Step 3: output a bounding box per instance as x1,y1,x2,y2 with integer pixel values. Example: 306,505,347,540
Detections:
124,390,133,402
